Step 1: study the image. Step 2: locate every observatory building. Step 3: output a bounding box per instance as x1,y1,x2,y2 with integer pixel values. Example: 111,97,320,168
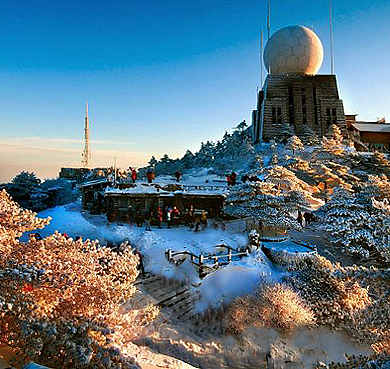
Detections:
252,25,346,143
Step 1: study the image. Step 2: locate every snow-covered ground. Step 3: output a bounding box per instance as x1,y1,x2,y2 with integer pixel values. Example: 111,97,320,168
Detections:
22,201,282,309
150,168,228,186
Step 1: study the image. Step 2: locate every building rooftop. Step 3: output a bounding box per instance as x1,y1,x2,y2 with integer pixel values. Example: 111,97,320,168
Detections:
352,123,390,133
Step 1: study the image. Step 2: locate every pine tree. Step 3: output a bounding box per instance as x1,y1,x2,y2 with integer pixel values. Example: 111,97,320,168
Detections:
328,124,343,143
180,149,195,169
296,125,319,145
281,122,295,143
234,120,247,134
317,177,390,264
7,171,46,211
224,166,321,230
148,156,158,168
195,141,215,167
286,136,304,156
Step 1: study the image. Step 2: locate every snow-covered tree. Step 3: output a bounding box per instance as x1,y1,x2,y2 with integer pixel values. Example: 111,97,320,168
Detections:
328,124,343,143
296,125,319,145
286,135,304,156
224,166,322,230
234,120,247,133
40,178,79,207
12,171,41,188
180,149,195,169
195,141,215,167
280,122,295,143
317,178,390,264
147,155,158,168
270,153,278,166
224,182,302,230
0,190,156,367
6,172,47,211
156,154,179,174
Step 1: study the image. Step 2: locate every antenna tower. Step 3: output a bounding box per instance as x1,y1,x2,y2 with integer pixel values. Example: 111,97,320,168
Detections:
260,29,264,87
81,100,91,168
329,0,335,74
267,0,271,41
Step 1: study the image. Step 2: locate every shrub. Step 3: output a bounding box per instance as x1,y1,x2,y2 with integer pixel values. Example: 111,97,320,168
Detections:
225,283,315,335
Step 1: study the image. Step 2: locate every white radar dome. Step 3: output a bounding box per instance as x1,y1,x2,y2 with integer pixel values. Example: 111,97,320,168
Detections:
264,25,324,75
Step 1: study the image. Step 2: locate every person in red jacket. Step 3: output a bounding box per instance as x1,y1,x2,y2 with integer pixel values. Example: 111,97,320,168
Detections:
157,207,163,229
226,174,232,186
171,206,180,227
230,171,237,186
131,168,137,183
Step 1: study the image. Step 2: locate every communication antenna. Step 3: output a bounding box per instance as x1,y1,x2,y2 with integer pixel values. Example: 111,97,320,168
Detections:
114,156,117,188
81,100,91,168
267,0,271,41
260,29,264,87
329,0,335,74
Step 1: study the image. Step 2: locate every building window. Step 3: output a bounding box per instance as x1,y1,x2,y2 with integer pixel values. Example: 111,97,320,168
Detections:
272,107,276,124
326,108,331,127
277,108,282,123
332,108,336,116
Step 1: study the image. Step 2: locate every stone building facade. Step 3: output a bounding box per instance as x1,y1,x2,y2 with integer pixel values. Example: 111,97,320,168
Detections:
252,73,346,143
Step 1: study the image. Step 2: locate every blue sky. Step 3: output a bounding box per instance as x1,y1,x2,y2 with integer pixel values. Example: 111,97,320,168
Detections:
1,0,390,181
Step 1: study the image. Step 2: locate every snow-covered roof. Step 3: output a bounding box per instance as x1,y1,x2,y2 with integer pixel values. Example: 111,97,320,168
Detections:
352,123,390,133
175,189,228,197
78,178,109,188
105,185,165,195
104,185,228,197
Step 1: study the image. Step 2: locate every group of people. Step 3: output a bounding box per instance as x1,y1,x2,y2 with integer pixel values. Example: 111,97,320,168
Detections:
125,204,211,232
226,172,262,186
127,167,156,184
297,210,316,227
241,174,261,183
165,206,181,228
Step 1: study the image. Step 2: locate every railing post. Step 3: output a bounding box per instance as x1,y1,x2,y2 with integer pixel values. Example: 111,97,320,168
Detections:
199,254,205,278
165,249,172,261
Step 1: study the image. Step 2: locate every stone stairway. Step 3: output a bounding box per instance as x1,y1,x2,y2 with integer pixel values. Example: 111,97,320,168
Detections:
134,273,202,325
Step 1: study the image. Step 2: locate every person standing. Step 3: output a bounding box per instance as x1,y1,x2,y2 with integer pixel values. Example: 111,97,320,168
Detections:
145,213,152,231
166,207,172,229
131,168,137,183
230,172,237,186
226,174,232,186
175,170,181,182
200,211,207,228
171,206,180,226
127,204,134,226
157,207,163,229
297,210,303,227
147,169,155,184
